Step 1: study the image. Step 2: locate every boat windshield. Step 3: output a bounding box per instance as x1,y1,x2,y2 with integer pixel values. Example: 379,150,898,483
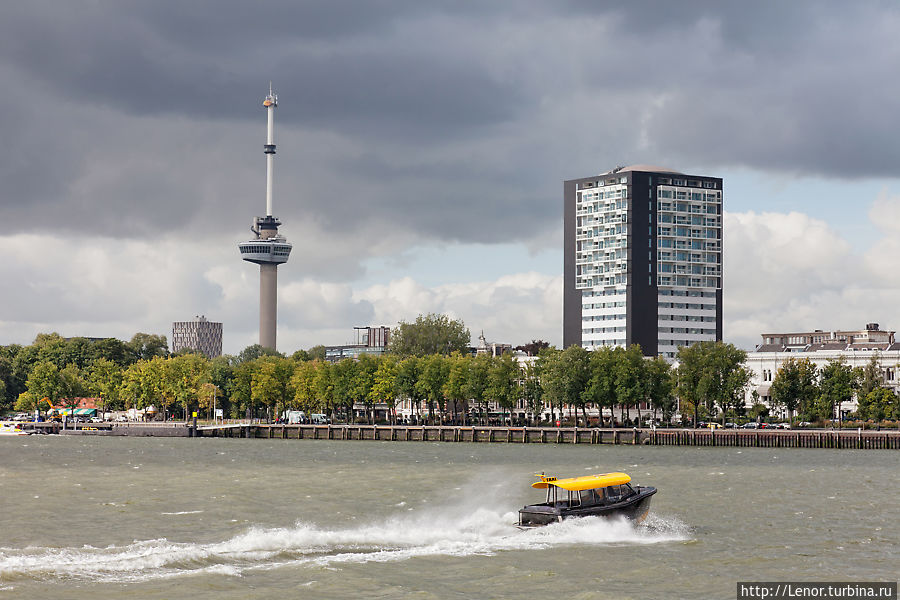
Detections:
603,484,635,503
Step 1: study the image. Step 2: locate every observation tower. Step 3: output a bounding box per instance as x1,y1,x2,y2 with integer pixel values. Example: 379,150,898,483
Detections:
238,84,292,350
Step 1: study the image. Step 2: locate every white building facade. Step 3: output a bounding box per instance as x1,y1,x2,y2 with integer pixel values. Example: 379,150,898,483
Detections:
744,324,900,419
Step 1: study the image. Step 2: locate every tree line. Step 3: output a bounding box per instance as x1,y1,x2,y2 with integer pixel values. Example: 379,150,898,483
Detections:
769,355,900,424
2,329,756,426
6,319,894,426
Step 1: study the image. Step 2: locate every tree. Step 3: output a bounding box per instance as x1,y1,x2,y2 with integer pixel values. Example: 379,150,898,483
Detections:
396,357,423,422
676,342,748,426
198,382,221,419
229,361,255,419
770,358,818,423
351,354,378,423
583,347,617,426
485,353,520,423
857,387,894,424
237,344,282,364
15,392,51,414
443,353,471,424
515,340,550,357
332,359,359,419
856,354,882,399
520,359,543,424
614,345,646,425
540,346,589,425
250,356,293,421
645,356,675,424
87,358,123,414
291,359,320,414
464,353,492,424
388,313,470,357
307,345,327,362
370,356,399,424
92,338,133,367
26,361,64,407
128,333,169,361
313,360,336,419
818,357,857,425
416,354,449,423
168,353,212,420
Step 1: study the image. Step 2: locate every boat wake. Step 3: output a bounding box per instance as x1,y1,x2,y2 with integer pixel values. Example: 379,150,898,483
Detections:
0,509,690,584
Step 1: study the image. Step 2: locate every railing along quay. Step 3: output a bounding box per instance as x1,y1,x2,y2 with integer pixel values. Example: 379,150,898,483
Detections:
195,424,900,449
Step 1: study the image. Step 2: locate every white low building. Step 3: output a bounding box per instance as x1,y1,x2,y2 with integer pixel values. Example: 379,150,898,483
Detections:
744,323,900,419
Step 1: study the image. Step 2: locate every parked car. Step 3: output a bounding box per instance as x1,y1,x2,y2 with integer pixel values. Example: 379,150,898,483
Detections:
707,422,722,430
13,413,30,422
725,422,737,429
742,422,760,429
310,413,331,425
775,423,791,429
797,421,813,428
90,416,104,423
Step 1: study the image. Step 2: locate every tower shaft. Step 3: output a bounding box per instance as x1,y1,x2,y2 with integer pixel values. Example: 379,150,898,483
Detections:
260,263,277,350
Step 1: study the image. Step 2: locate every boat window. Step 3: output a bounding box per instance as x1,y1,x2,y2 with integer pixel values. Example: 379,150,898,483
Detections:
604,484,635,503
579,489,598,506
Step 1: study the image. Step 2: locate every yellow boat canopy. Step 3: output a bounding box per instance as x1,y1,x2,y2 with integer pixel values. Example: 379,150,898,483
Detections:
532,472,631,491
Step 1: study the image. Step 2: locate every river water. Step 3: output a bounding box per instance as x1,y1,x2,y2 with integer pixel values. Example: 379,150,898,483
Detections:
0,436,897,599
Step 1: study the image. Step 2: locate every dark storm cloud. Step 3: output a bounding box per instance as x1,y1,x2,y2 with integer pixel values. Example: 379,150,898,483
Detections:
1,1,899,248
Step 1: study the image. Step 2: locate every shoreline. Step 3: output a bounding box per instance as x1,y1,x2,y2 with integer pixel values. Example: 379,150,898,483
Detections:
12,422,900,449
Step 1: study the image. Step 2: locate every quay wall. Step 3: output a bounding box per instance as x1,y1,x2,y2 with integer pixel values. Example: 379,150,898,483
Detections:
17,421,900,448
196,424,900,450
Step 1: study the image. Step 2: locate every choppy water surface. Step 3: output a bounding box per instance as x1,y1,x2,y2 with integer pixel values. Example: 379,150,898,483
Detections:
0,437,897,599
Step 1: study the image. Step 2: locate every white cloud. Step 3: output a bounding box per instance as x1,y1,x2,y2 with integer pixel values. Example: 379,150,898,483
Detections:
724,205,899,349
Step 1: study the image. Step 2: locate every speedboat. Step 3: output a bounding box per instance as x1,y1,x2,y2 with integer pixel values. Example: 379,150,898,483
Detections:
0,423,32,436
518,472,656,527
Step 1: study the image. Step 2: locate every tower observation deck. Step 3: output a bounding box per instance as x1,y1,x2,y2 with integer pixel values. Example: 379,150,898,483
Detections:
238,85,292,350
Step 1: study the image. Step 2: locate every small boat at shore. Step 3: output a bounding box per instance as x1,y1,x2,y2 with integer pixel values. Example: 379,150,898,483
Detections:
518,472,656,527
0,423,32,436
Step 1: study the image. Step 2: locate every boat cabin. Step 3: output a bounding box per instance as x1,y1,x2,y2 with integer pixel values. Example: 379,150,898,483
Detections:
519,471,656,527
532,472,637,509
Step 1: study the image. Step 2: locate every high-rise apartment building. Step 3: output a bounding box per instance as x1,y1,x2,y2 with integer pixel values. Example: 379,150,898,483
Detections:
172,315,223,358
563,165,723,358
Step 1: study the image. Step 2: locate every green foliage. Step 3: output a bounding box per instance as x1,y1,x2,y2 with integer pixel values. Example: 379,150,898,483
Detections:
388,313,470,357
26,361,64,405
485,353,520,419
250,356,293,419
396,357,423,417
128,333,169,362
306,345,327,362
464,353,491,419
370,356,399,423
291,360,320,413
857,387,897,423
237,344,283,364
855,354,882,399
351,354,378,423
770,358,819,422
443,353,471,422
676,341,749,425
817,357,857,422
645,355,675,422
416,354,450,422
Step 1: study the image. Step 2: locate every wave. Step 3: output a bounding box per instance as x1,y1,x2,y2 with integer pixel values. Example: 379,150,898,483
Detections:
0,509,690,584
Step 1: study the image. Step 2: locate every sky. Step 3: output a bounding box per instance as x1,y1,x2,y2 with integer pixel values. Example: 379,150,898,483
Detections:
2,1,900,355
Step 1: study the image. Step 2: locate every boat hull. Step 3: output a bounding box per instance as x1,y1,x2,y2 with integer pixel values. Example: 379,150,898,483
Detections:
518,487,656,527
